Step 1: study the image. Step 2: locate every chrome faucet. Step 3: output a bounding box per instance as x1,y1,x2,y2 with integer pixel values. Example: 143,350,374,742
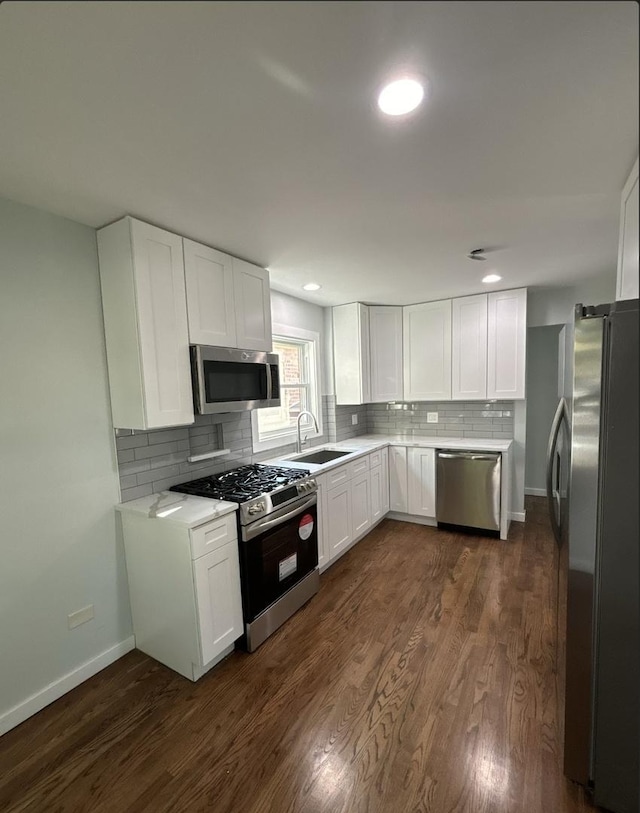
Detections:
296,410,319,454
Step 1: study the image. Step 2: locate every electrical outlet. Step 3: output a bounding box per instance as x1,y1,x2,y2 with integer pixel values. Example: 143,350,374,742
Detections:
68,604,94,630
427,412,438,423
351,414,358,425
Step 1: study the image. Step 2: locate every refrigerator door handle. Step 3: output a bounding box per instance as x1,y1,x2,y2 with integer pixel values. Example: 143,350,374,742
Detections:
546,397,567,546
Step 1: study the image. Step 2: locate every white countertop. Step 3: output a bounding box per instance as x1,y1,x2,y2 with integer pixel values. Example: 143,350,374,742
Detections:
267,434,512,474
116,491,238,528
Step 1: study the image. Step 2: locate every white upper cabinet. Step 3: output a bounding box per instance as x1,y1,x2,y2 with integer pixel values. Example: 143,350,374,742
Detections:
333,303,371,405
403,300,452,401
183,239,236,347
184,241,272,352
369,306,403,402
452,294,488,400
232,258,273,351
487,288,527,400
616,157,639,301
97,217,194,430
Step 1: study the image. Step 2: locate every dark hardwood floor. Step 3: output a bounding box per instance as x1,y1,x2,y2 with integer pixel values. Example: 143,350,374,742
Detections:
0,497,598,812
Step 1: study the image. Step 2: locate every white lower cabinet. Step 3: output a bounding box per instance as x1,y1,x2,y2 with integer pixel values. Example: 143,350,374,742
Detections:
351,471,371,538
370,451,390,523
318,450,389,571
389,446,408,513
119,509,243,681
407,447,436,517
193,541,243,667
326,481,353,560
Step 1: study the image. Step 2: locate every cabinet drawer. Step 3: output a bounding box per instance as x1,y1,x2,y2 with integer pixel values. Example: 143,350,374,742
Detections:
369,449,383,469
190,512,237,559
327,464,351,488
349,456,370,477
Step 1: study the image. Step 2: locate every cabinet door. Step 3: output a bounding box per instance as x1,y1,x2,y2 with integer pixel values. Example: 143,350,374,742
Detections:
193,541,243,667
327,482,353,559
183,239,236,347
381,449,390,514
333,303,371,405
232,258,272,351
617,157,639,301
351,471,371,539
403,300,452,401
452,294,488,400
487,288,527,399
316,474,330,571
131,220,194,428
389,446,408,513
407,447,436,517
98,218,194,429
371,460,389,522
369,306,403,402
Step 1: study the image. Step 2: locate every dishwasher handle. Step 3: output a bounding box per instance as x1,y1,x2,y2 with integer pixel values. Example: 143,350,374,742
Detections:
437,451,501,461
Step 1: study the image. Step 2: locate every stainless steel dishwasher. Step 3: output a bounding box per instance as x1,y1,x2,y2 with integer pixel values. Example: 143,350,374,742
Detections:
436,450,501,532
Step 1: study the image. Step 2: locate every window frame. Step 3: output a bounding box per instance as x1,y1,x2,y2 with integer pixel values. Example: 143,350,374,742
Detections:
251,324,323,453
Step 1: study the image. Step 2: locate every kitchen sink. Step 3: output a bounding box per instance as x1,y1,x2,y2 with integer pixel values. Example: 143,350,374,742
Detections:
291,449,352,465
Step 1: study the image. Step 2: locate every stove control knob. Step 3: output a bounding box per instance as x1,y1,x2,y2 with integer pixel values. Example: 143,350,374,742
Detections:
248,501,265,515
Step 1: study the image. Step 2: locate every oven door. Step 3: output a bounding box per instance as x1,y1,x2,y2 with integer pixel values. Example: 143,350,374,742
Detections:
240,494,318,623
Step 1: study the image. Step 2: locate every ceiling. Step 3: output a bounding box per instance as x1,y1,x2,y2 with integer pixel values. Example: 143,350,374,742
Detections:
0,1,637,306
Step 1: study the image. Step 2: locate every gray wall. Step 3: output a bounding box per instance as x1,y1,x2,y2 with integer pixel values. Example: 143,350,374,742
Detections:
525,326,561,493
0,197,131,729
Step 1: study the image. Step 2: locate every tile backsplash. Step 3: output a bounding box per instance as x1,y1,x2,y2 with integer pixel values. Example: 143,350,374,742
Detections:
115,397,512,501
365,401,514,439
116,395,367,501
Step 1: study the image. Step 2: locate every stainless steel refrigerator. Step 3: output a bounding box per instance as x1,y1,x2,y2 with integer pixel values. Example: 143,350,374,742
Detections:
546,298,639,812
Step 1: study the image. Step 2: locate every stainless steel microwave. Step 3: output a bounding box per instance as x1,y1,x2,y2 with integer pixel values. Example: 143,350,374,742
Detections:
190,346,281,414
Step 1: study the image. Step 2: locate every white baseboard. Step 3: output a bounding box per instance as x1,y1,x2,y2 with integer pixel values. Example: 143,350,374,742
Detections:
525,487,546,497
509,511,526,522
386,511,437,527
0,636,135,737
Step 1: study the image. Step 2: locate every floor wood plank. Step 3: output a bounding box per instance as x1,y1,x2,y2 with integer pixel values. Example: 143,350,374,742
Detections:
0,498,598,812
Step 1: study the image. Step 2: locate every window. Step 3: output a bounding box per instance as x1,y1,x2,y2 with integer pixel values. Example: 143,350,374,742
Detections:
251,325,322,453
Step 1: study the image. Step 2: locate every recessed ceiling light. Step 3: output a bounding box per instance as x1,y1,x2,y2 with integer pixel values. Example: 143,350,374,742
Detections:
377,78,424,116
482,274,502,284
302,283,321,291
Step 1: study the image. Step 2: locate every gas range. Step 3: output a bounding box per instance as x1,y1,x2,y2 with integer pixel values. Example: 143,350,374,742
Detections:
170,463,317,526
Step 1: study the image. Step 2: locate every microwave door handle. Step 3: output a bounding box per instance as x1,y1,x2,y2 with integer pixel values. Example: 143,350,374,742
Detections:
265,363,272,401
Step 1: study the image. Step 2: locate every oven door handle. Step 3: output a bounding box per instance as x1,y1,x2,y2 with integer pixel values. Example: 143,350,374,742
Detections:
244,495,317,542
